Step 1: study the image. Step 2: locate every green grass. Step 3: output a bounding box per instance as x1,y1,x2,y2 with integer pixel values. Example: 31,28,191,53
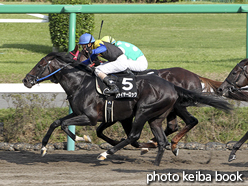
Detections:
0,2,247,82
94,13,246,81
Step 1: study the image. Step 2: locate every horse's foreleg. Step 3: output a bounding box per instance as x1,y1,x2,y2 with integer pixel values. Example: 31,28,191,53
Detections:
60,114,94,142
41,113,76,156
229,131,248,162
41,114,93,157
171,107,198,156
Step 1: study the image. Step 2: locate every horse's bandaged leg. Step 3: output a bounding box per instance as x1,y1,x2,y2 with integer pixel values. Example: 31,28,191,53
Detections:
75,135,91,143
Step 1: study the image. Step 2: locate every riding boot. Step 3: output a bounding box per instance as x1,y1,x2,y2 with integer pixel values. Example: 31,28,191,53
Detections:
103,76,119,94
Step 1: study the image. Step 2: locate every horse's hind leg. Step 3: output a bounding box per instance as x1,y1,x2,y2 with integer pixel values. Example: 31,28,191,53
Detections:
229,131,248,162
171,106,198,156
96,121,122,146
97,116,147,161
140,114,176,155
164,112,179,136
149,117,169,166
120,117,140,148
148,111,178,146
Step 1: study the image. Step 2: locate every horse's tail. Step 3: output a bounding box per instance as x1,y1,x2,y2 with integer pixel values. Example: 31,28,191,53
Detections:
198,76,223,93
174,85,232,112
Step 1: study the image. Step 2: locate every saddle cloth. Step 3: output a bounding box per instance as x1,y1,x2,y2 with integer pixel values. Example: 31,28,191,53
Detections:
95,69,157,123
96,69,157,98
96,73,137,99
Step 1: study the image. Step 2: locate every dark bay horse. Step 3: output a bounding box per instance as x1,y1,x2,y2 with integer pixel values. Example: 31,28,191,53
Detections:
22,52,231,166
217,58,248,162
69,46,223,153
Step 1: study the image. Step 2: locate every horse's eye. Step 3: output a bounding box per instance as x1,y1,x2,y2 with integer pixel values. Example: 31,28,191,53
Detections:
37,65,42,68
232,72,237,75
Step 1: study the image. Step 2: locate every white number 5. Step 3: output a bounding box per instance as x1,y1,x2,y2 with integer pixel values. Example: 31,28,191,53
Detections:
122,78,133,91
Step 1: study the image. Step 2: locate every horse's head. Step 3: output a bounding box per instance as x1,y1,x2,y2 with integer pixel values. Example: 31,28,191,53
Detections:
22,53,62,88
217,59,248,98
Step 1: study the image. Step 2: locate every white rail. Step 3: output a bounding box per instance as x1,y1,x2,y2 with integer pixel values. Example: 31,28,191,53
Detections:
0,83,64,93
0,3,49,23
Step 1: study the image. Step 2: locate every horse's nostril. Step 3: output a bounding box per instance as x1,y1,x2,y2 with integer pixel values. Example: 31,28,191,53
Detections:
22,78,27,83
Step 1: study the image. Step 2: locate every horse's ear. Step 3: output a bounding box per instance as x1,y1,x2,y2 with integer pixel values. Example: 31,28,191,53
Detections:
75,45,79,52
71,45,79,54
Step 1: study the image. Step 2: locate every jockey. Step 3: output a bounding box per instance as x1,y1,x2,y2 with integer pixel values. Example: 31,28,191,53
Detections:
101,36,148,72
79,33,148,95
79,33,122,94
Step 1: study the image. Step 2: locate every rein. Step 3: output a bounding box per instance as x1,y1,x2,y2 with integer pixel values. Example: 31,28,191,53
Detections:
36,63,71,83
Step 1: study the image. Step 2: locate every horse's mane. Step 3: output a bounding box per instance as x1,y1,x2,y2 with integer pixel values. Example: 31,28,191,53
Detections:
47,52,78,64
239,58,248,65
47,52,90,70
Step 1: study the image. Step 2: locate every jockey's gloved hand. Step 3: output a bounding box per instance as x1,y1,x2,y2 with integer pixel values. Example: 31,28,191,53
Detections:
94,59,101,66
86,47,92,55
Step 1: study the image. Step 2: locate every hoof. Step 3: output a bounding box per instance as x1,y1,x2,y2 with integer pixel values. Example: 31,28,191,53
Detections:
121,138,126,141
172,148,179,156
228,154,236,162
141,148,149,155
154,161,160,166
84,135,91,143
41,147,47,157
97,155,106,161
97,151,108,161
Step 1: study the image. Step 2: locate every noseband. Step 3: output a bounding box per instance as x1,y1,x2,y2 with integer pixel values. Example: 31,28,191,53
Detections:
26,57,52,85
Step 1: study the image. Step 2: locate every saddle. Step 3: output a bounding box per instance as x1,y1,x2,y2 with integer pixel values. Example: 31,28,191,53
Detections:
95,69,158,123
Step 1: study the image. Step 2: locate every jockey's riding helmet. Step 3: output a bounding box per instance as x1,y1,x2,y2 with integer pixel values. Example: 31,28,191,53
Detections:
79,33,95,45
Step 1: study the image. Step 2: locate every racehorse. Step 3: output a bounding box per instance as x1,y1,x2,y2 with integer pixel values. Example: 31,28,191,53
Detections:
69,46,223,153
217,58,248,162
22,51,231,166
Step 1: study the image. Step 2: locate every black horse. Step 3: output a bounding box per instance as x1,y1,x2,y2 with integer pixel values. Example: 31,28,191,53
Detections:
69,46,224,154
217,58,248,162
22,52,231,166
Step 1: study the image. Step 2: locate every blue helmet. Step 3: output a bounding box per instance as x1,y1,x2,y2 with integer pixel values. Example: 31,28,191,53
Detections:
79,33,95,45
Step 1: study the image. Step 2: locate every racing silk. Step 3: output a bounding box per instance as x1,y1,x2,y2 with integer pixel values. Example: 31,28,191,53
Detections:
115,41,144,61
81,40,123,65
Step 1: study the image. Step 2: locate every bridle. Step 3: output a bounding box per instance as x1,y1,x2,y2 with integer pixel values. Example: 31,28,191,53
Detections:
69,50,80,61
26,57,71,85
225,63,248,92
